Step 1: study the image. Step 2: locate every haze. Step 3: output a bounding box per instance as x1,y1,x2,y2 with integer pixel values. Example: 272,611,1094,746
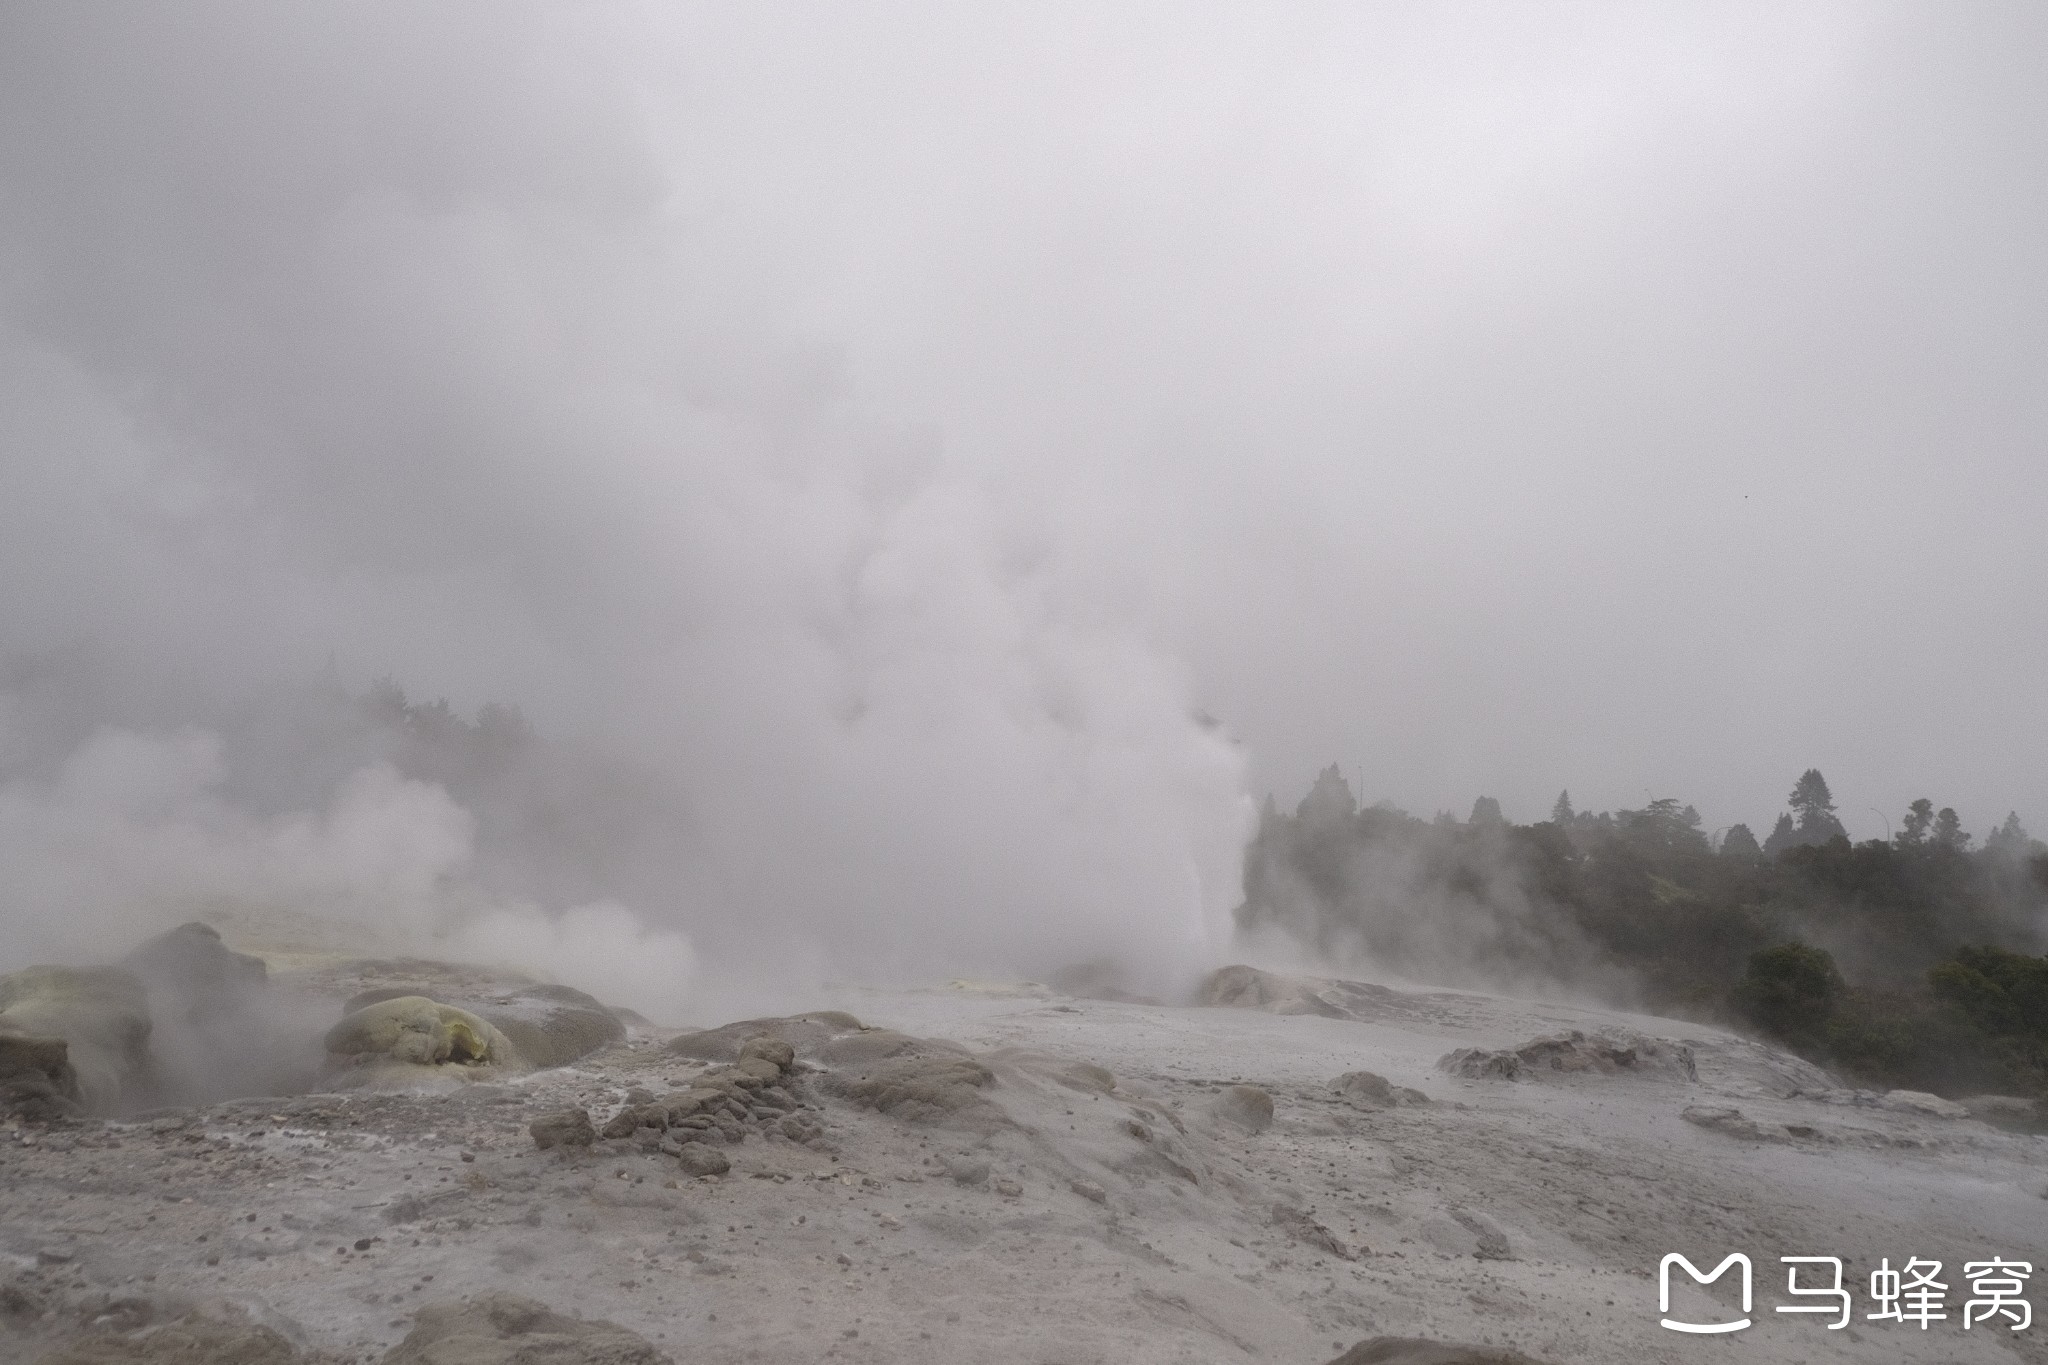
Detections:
1,3,2042,1014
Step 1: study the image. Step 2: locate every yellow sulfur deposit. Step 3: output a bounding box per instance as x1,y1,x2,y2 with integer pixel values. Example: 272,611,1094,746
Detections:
324,995,512,1069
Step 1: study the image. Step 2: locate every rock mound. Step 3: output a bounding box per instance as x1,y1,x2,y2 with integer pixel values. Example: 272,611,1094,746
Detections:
1209,1084,1275,1133
1200,965,1420,1022
603,1030,822,1149
815,1028,968,1069
0,1030,79,1120
664,1012,862,1063
35,1303,316,1364
530,1107,598,1150
0,966,152,1113
1681,1105,1764,1140
1439,1030,1695,1083
470,984,626,1069
325,996,511,1075
381,1292,670,1364
342,982,623,1071
1333,1070,1428,1108
122,923,267,1025
827,1054,997,1124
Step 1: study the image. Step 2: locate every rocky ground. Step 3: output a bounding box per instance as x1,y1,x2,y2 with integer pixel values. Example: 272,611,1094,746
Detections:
4,953,2047,1364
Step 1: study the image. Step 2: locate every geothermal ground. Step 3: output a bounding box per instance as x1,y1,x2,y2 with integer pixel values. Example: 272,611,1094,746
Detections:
3,941,2046,1365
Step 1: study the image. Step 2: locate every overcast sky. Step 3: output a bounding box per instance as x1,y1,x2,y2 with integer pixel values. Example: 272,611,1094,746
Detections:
1,1,2043,956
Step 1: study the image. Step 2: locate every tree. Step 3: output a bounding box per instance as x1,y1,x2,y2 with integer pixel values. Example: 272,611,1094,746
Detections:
1297,764,1357,825
1734,942,1843,1052
1469,796,1504,827
1552,790,1575,824
1762,813,1799,859
1933,807,1970,852
1721,823,1762,860
1616,798,1709,857
1899,798,1934,847
1788,769,1848,843
1984,812,2033,859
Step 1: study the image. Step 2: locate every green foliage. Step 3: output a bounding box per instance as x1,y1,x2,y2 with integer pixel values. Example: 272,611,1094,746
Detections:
1720,823,1761,860
1734,943,1843,1051
1930,946,2048,1042
1240,762,2048,1099
1899,798,1934,847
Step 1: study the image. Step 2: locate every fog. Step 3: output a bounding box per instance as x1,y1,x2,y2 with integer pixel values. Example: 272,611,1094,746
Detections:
1,4,2043,1018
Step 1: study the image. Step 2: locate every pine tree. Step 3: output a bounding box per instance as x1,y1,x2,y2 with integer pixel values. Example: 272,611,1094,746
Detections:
1551,790,1575,824
1297,764,1357,825
1985,812,2030,857
1788,769,1848,843
1721,823,1762,859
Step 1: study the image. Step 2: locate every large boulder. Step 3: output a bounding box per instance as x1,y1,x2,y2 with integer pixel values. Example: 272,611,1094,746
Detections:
0,966,152,1113
380,1292,670,1365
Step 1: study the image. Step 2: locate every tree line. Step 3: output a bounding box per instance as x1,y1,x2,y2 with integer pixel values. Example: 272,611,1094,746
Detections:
1237,767,2048,1101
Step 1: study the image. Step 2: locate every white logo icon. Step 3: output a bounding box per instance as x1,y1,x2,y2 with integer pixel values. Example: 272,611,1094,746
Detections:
1660,1253,1753,1334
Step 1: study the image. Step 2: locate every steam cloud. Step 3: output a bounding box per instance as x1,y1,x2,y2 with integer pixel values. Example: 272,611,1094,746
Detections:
0,5,1249,1018
4,5,2043,1019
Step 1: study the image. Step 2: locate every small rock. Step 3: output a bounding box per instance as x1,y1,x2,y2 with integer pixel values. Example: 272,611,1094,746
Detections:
993,1177,1023,1197
1449,1208,1511,1260
737,1035,796,1072
1880,1090,1969,1119
675,1142,730,1177
1060,1063,1116,1094
943,1156,990,1186
1210,1085,1274,1134
1070,1179,1108,1204
1681,1105,1764,1140
1273,1204,1355,1260
1333,1071,1395,1108
530,1108,597,1151
384,1196,427,1225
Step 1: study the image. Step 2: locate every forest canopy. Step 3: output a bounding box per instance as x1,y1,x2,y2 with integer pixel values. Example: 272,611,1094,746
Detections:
1238,766,2048,1101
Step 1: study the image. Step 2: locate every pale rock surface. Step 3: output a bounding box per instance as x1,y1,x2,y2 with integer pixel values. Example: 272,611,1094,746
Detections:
6,951,2045,1365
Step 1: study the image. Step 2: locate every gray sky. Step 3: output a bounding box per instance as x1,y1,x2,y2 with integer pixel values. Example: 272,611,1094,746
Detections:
0,3,2043,987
